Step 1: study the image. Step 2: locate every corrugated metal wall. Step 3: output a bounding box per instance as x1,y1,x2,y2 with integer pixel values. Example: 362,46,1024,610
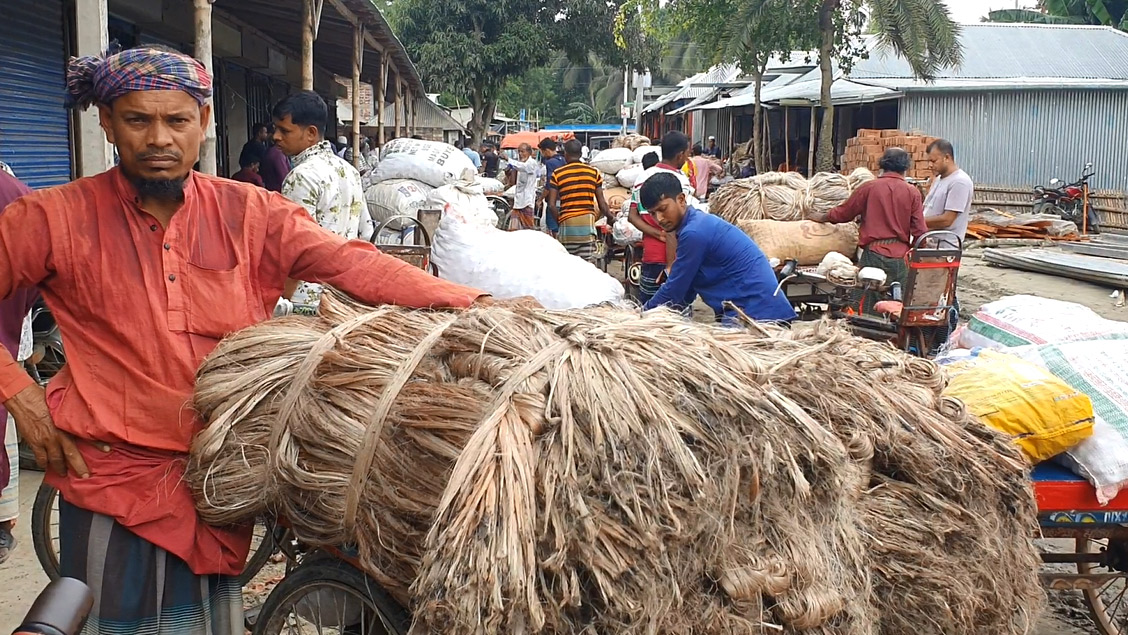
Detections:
699,109,733,154
899,90,1128,192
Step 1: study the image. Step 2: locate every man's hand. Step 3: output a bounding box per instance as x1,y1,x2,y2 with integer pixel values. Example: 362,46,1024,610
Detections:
658,231,667,243
7,384,90,478
808,211,830,223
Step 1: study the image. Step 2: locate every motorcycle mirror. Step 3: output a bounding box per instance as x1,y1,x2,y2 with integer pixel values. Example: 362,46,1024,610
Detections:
1050,178,1061,185
1085,162,1093,169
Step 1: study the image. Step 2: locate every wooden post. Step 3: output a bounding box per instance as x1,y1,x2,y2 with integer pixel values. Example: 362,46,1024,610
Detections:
351,25,364,168
394,75,403,138
377,56,387,146
408,92,415,136
75,0,112,176
301,0,324,91
783,107,789,171
193,0,217,175
808,105,817,176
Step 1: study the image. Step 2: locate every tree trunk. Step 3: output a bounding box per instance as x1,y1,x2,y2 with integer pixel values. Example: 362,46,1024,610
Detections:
815,0,837,173
469,89,494,147
752,68,765,174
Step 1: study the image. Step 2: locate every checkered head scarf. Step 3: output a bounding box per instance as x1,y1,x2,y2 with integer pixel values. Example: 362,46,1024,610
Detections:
66,45,212,110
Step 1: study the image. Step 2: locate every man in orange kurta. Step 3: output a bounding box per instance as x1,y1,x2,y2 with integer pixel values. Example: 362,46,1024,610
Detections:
0,46,486,633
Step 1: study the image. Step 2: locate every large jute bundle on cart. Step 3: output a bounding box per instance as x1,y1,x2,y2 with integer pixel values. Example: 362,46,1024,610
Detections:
712,169,877,223
187,294,1042,635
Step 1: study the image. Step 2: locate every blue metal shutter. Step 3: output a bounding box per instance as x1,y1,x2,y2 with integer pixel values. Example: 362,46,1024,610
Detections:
0,0,72,188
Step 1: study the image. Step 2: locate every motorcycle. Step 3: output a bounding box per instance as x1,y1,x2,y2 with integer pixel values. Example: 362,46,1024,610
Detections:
1033,162,1100,233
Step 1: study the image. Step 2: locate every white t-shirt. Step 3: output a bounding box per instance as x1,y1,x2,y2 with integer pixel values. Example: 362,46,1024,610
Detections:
923,169,974,249
507,157,542,210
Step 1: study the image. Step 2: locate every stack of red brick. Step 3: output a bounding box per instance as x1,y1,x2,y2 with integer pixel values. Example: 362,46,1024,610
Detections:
841,129,937,181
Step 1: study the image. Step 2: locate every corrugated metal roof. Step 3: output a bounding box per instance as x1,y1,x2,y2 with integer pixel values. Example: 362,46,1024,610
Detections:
852,24,1128,84
641,64,741,113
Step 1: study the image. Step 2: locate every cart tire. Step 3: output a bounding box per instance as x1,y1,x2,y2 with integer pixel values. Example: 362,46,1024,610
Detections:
252,557,410,635
1077,537,1128,635
31,481,61,581
31,482,275,586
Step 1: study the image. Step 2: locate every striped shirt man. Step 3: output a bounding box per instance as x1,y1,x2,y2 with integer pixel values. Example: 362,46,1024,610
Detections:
547,149,612,263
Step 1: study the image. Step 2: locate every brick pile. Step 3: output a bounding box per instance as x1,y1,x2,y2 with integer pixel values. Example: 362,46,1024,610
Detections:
841,129,937,181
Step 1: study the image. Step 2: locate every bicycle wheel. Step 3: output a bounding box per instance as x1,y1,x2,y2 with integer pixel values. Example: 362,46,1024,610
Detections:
31,483,275,586
30,481,61,580
253,557,409,635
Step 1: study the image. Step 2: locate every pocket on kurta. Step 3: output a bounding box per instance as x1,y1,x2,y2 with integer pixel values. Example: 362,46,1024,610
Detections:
183,263,255,338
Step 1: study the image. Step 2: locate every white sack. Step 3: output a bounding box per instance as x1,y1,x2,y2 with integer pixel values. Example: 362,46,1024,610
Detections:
426,183,497,229
612,210,643,245
476,177,505,194
633,145,660,164
616,165,645,189
364,179,433,231
958,295,1128,350
432,218,624,310
589,147,634,175
375,138,477,187
1008,341,1128,503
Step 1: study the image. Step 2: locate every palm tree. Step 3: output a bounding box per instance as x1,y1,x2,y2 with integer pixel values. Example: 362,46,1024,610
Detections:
815,0,963,171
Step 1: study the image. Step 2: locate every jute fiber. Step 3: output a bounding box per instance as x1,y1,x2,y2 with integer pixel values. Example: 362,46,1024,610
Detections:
188,292,1042,634
712,168,876,223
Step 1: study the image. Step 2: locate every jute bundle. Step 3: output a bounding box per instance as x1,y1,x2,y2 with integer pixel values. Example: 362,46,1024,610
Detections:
710,171,809,222
611,133,651,150
188,293,1042,634
713,169,878,223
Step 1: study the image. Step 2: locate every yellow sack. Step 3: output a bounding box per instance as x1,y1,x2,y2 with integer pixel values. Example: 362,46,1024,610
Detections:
943,351,1094,463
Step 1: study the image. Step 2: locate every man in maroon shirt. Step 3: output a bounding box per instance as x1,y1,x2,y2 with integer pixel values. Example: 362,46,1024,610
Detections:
810,148,926,313
0,168,36,563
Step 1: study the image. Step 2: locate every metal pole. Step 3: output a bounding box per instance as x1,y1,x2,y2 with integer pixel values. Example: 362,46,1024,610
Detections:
622,67,629,135
784,107,790,171
193,0,217,175
351,25,363,169
377,56,387,146
808,105,817,176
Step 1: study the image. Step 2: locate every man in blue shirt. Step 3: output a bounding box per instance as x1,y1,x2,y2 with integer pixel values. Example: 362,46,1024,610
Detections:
538,138,566,234
641,172,796,324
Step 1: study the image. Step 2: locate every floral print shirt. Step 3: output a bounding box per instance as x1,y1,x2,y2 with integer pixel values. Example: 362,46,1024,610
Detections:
281,140,373,308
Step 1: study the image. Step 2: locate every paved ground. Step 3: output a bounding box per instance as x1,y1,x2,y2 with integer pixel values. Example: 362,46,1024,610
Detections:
1,247,1125,632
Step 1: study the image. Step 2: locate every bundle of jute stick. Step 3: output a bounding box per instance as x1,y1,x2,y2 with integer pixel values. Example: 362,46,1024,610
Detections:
187,292,1042,635
611,133,652,150
712,168,877,223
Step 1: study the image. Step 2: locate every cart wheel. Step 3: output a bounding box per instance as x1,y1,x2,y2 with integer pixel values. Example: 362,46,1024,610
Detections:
1078,537,1128,635
252,557,409,635
31,483,276,586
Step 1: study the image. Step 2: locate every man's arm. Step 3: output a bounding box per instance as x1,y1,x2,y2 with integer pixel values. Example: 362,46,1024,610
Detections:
263,196,485,308
594,187,613,223
628,203,663,241
644,229,706,311
909,188,929,239
0,199,89,477
816,185,869,224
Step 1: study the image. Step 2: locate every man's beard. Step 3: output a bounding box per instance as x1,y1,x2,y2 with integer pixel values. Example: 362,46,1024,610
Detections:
124,170,186,202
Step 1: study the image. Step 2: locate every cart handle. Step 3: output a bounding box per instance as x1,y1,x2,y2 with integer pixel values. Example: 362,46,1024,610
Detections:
371,215,433,247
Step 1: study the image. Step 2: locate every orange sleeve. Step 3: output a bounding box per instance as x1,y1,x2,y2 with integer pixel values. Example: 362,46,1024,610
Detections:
0,196,51,400
263,195,485,308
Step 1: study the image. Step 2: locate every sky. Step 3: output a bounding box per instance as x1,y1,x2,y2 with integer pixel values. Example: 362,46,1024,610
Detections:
943,0,1033,24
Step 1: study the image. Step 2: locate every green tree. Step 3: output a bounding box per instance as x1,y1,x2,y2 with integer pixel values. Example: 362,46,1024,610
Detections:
389,0,656,143
671,0,819,172
814,0,963,171
987,1,1128,29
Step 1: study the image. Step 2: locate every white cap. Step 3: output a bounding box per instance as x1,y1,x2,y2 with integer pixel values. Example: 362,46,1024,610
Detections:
708,135,716,140
337,135,348,144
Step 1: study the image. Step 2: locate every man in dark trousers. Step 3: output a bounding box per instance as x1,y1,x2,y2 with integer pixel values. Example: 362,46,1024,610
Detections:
810,147,928,314
0,168,37,564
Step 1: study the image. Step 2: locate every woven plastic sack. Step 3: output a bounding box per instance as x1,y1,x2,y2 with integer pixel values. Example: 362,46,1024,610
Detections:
590,148,634,175
375,138,477,187
612,210,643,245
959,295,1128,350
364,179,433,231
431,217,624,309
616,165,645,189
604,187,631,214
427,184,495,229
476,177,505,194
632,145,660,164
944,350,1094,463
